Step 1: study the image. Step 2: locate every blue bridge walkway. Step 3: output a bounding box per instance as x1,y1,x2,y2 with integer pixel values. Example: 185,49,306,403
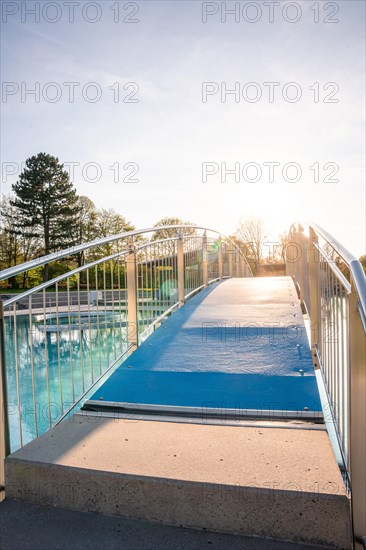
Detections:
85,277,322,419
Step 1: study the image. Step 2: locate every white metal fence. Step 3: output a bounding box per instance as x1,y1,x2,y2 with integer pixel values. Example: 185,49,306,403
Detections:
286,222,366,548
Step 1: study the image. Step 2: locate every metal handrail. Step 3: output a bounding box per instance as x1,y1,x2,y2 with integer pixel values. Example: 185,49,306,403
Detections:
313,242,351,293
308,221,366,331
0,225,249,281
349,260,366,332
287,220,366,547
290,221,366,332
306,221,358,265
2,249,130,308
2,233,250,308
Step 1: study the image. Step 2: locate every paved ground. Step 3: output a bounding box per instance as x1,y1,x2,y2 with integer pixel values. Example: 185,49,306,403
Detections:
0,499,334,550
86,277,322,417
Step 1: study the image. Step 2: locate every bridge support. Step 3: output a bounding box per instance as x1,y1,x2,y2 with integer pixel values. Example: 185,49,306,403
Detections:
177,230,185,304
126,237,138,350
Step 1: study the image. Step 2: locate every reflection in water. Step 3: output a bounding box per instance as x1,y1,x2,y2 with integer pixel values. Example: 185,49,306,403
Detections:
4,312,132,451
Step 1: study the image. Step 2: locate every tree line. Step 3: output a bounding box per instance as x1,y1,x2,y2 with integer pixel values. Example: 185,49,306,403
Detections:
2,153,363,289
0,154,199,288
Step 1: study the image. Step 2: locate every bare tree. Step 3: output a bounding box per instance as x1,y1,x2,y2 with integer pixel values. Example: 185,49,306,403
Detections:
151,217,197,256
277,231,292,264
235,217,267,273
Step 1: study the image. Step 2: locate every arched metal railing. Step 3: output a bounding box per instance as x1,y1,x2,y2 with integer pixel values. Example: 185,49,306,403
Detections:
0,225,252,459
286,222,366,547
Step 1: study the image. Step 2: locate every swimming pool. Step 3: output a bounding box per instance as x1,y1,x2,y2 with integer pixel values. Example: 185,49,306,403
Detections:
4,311,132,450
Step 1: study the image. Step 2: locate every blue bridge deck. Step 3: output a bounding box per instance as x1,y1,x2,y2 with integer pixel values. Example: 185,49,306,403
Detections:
86,277,322,419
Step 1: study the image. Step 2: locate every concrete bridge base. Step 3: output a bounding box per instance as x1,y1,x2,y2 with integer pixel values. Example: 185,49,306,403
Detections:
5,414,352,549
0,498,337,550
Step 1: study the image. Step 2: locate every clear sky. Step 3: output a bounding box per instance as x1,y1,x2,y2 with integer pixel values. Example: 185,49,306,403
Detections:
1,0,365,257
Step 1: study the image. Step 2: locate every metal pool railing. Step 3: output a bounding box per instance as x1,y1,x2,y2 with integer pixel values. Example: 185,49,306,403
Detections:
286,222,366,548
0,225,252,460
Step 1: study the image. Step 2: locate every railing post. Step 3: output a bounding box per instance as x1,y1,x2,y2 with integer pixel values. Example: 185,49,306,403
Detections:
227,243,233,277
202,231,209,286
286,230,294,278
218,237,223,279
239,252,244,278
297,228,305,303
348,278,366,549
177,230,185,304
234,250,240,278
0,300,10,501
126,237,138,350
308,228,320,356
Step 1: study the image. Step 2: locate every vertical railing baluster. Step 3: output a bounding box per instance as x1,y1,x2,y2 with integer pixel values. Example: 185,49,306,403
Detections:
177,230,184,305
76,273,84,394
0,300,10,497
202,231,208,287
95,265,102,377
11,303,22,448
126,237,138,349
86,268,93,385
110,259,116,360
227,241,233,278
117,257,123,355
308,229,320,357
67,277,75,403
28,296,38,438
340,285,346,457
55,283,63,417
218,237,223,279
42,289,51,428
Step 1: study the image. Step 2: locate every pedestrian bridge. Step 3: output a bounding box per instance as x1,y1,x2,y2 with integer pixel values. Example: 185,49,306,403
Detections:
83,278,322,419
0,223,365,549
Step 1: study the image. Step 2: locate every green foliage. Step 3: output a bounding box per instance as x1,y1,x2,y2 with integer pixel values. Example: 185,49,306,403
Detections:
92,208,134,257
11,153,80,254
0,153,136,288
9,153,80,281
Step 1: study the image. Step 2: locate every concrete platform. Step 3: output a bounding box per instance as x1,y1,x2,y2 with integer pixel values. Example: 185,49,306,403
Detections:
5,414,352,548
85,277,322,418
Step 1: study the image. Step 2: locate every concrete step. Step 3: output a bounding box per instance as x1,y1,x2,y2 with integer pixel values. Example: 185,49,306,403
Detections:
5,414,352,549
0,499,335,550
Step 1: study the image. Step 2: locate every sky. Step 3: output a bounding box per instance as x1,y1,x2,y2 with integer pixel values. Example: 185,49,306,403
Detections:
1,0,365,257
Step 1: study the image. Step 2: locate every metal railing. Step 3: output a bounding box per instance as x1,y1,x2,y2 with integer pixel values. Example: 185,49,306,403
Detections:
286,222,366,548
0,225,252,461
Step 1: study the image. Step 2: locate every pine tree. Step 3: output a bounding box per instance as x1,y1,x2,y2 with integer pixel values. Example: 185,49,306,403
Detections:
11,153,80,281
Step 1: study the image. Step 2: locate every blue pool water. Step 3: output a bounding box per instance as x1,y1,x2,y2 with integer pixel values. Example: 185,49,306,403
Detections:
4,312,131,450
